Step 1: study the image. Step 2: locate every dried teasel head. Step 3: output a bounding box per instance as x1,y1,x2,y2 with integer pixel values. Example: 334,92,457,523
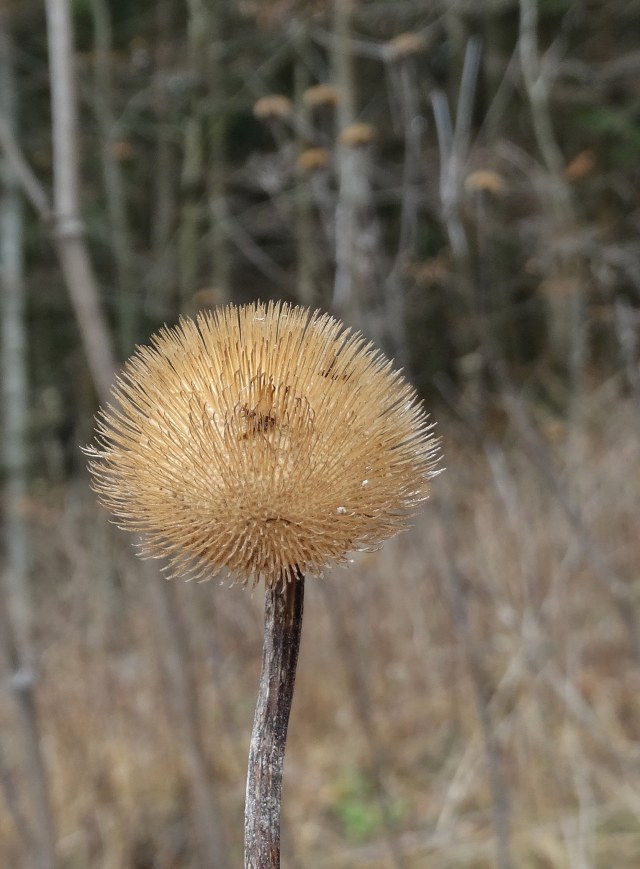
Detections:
385,32,425,61
337,123,376,148
296,147,332,173
463,169,506,196
253,94,293,121
302,84,340,108
85,302,440,588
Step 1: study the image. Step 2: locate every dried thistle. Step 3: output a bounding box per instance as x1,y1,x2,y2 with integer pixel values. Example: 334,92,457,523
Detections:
86,301,439,588
85,300,440,869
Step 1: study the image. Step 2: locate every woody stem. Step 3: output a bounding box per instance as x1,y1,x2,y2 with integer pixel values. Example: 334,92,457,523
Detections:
244,571,305,869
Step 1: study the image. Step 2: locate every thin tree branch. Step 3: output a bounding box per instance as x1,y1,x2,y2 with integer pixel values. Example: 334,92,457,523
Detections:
0,112,50,220
45,0,117,402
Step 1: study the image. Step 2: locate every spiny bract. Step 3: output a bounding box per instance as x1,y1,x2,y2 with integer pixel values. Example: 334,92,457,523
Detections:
86,302,440,587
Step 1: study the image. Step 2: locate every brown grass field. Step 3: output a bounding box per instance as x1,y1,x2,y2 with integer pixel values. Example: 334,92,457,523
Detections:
2,389,640,868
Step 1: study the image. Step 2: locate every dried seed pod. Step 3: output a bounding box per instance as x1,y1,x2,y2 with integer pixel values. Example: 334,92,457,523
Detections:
296,147,331,172
464,169,507,195
253,94,293,121
386,32,424,61
86,302,440,587
302,84,340,108
337,122,376,148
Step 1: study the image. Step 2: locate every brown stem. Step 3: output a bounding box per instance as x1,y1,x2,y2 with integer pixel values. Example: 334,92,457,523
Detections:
244,572,305,869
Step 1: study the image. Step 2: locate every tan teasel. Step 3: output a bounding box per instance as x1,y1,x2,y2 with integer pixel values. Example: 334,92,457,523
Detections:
86,302,440,587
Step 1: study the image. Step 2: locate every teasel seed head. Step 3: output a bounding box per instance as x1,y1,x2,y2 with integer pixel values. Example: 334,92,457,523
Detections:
296,147,332,173
302,84,340,108
464,169,507,196
85,302,440,588
337,122,376,148
385,32,425,61
253,94,293,121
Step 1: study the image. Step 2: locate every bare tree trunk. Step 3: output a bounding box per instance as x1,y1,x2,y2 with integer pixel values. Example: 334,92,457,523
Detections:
0,18,58,869
44,0,117,403
331,0,382,344
332,0,355,131
0,20,29,663
90,0,138,355
147,571,231,869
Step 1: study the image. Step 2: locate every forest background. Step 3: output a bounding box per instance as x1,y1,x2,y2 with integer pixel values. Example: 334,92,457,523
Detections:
2,0,640,867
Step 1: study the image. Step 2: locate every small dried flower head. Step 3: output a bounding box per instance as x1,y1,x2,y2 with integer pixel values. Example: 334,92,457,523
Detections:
463,169,506,195
86,302,440,588
296,147,332,173
386,32,424,61
191,286,226,310
337,123,376,148
564,150,596,182
303,84,340,108
253,95,293,121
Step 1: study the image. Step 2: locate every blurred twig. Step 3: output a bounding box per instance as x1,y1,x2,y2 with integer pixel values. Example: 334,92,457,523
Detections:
499,383,640,660
431,36,482,265
0,597,57,869
90,0,138,355
146,568,231,869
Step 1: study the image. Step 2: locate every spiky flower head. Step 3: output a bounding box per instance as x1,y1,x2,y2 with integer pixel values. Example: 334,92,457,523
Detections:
86,302,440,588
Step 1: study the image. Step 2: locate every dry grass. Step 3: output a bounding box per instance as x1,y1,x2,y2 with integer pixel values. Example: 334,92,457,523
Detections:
2,392,640,868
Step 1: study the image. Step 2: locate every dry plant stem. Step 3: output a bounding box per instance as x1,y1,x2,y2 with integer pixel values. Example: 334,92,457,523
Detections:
498,380,640,660
245,574,305,869
0,593,57,869
439,536,513,869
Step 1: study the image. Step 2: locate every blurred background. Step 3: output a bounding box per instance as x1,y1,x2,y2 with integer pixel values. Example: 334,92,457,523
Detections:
1,0,640,866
